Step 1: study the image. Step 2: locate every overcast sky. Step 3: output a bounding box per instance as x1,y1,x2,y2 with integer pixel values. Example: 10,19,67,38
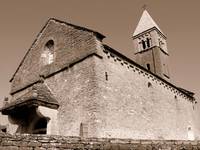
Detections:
0,0,200,105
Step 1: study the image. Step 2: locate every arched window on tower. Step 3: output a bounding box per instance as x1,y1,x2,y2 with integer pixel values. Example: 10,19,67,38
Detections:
142,40,146,50
140,38,151,50
146,38,151,48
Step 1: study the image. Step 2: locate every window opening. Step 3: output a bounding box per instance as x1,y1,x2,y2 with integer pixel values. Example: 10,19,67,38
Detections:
146,38,151,48
142,40,146,49
42,40,55,64
148,82,152,87
45,40,54,51
146,64,151,71
105,72,108,81
33,117,48,134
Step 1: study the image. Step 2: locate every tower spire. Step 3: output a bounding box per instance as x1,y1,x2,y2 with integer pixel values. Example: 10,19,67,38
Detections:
132,9,170,81
133,9,165,37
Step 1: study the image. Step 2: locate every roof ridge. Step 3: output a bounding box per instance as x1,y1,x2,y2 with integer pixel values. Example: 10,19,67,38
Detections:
103,44,195,100
49,18,105,38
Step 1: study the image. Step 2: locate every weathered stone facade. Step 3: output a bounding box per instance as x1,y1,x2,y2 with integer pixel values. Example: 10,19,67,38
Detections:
93,45,197,139
10,19,104,94
133,10,170,81
1,10,199,141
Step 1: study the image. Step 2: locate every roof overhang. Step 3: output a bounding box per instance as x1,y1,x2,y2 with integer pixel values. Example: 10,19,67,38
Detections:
1,83,59,115
1,99,59,115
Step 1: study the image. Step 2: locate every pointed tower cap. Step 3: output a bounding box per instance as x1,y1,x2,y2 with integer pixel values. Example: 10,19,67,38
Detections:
133,10,165,37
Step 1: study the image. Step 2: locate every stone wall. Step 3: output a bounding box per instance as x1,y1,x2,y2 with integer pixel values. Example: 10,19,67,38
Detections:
10,19,100,94
6,45,199,139
5,18,200,140
135,46,170,81
44,55,100,137
92,45,199,140
0,133,200,150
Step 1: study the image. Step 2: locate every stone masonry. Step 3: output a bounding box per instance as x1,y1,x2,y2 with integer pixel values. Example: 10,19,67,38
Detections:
1,10,199,142
1,133,200,150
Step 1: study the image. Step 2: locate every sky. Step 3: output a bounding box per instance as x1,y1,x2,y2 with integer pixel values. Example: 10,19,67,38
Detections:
0,0,200,106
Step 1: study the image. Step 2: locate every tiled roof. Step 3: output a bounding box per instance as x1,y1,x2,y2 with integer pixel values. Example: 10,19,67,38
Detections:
1,83,59,115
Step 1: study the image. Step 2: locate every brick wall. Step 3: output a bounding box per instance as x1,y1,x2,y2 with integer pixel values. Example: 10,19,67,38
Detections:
0,133,200,150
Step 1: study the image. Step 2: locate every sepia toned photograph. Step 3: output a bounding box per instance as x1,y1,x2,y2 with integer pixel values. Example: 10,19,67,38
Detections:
0,0,200,149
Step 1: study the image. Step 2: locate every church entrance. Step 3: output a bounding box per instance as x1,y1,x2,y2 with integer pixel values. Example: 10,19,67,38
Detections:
9,106,49,134
32,117,49,134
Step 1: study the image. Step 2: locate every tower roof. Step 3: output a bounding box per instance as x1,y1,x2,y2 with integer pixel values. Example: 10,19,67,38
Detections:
133,10,164,37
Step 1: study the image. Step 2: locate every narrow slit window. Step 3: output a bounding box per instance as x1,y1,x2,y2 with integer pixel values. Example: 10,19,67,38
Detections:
146,38,151,48
159,40,163,49
142,40,146,50
105,72,108,81
147,64,150,71
148,82,152,87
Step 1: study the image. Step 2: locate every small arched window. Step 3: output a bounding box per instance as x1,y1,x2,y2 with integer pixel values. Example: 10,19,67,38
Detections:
142,40,146,49
146,38,151,48
41,40,55,65
45,40,54,51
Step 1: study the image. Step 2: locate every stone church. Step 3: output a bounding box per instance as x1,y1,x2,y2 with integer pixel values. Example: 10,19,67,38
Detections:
1,10,199,140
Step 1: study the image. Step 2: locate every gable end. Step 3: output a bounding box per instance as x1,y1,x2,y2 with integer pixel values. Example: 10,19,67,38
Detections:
10,18,105,94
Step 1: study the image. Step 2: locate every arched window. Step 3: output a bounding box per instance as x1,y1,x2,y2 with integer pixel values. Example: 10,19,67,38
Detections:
141,38,151,50
45,40,54,50
142,40,146,49
146,38,151,48
159,39,163,49
41,40,55,65
45,40,54,64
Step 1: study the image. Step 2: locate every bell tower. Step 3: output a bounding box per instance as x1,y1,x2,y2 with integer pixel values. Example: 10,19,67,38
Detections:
133,9,170,81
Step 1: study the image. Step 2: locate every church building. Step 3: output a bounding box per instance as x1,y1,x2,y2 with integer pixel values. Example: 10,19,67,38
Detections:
1,10,199,140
